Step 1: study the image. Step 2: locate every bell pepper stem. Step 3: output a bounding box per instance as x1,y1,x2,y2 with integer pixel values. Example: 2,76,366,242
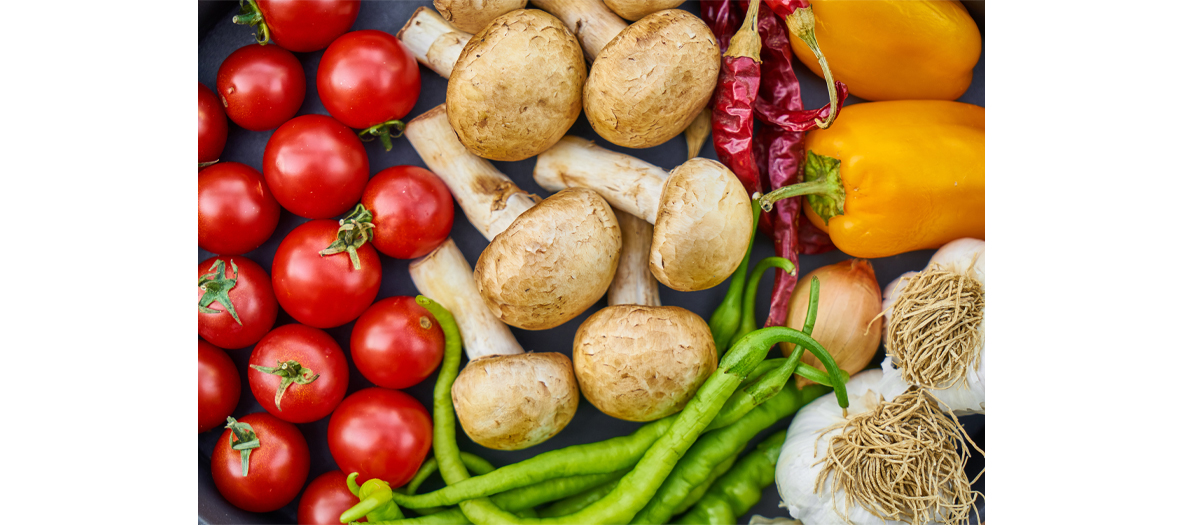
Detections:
759,151,845,224
784,6,839,129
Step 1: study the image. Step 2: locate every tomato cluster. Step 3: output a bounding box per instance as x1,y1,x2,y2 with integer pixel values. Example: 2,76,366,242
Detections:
197,6,453,516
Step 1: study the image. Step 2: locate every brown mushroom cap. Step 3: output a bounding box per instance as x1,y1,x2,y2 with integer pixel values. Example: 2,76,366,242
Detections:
583,10,720,149
604,0,686,21
475,188,621,330
434,0,528,34
446,9,587,161
573,305,717,422
452,352,579,450
650,158,752,292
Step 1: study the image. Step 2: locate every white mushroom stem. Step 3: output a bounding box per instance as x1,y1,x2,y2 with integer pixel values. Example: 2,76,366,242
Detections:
398,7,472,79
404,104,538,241
608,210,661,307
409,238,523,360
530,0,628,61
533,136,669,222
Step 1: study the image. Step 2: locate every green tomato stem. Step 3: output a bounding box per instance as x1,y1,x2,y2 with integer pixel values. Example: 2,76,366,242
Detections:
319,204,375,270
198,259,241,325
224,416,259,477
248,360,318,411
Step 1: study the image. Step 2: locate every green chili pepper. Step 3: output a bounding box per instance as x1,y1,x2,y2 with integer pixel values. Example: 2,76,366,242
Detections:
629,383,826,525
730,257,797,348
670,454,737,516
708,198,761,352
677,430,789,525
390,418,675,509
538,475,624,518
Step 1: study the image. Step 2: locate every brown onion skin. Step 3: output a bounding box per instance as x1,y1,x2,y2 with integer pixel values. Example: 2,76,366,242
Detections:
782,259,882,385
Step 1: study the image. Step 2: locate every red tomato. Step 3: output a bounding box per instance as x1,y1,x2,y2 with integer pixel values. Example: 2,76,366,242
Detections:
362,166,453,259
199,256,279,349
272,220,380,328
216,44,305,131
351,297,444,389
198,340,241,433
317,30,420,130
256,0,361,53
198,83,228,165
327,388,432,486
298,470,364,525
211,412,310,513
198,162,281,255
263,114,369,219
248,324,349,423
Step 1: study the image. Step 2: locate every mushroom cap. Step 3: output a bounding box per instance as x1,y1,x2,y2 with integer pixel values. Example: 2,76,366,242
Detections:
650,158,753,291
452,352,579,450
475,188,621,330
434,0,528,34
573,305,717,422
446,9,586,161
604,0,686,22
583,9,720,148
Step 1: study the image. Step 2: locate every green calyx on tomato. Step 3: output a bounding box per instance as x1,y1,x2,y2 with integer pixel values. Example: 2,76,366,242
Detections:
249,359,320,411
225,416,261,477
341,475,402,522
232,0,272,45
319,204,376,270
198,259,241,325
358,119,407,152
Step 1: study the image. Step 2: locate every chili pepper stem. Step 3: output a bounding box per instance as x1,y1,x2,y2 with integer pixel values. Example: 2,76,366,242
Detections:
232,0,271,45
758,151,845,223
723,0,762,61
784,6,839,129
319,204,375,270
359,120,407,151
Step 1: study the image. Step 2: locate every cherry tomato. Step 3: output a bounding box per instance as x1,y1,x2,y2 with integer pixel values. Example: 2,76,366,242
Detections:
317,30,420,130
254,0,361,53
198,83,228,166
216,44,305,131
272,220,380,328
198,162,281,255
199,256,279,349
248,324,348,423
263,114,369,219
361,166,453,259
327,388,432,486
211,412,310,512
298,470,364,525
351,297,444,389
198,340,240,433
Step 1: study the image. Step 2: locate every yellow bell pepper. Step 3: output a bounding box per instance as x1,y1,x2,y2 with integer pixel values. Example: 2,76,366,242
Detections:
789,0,981,101
759,100,984,259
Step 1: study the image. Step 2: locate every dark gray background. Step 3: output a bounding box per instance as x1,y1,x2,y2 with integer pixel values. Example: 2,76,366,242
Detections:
197,1,985,523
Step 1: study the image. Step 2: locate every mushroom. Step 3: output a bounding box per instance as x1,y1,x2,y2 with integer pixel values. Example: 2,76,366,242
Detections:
603,0,685,21
608,210,661,307
531,0,629,61
409,239,579,450
433,0,527,34
583,9,720,148
534,136,752,292
573,305,716,422
405,105,621,330
398,6,472,79
446,9,586,161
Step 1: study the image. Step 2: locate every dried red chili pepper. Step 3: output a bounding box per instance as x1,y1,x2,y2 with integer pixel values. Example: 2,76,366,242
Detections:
701,0,740,52
763,0,842,129
711,0,764,199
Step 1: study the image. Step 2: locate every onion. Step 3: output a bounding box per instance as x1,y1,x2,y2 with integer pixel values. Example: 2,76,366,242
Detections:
782,259,882,385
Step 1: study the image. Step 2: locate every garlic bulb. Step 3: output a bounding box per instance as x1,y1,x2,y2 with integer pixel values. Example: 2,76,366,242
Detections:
777,369,981,525
776,370,907,525
880,239,985,414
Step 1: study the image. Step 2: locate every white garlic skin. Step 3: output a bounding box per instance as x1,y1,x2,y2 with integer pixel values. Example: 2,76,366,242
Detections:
776,369,914,525
879,238,985,415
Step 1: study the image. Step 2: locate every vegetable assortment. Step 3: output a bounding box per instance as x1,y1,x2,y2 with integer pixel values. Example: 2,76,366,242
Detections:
197,2,984,523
